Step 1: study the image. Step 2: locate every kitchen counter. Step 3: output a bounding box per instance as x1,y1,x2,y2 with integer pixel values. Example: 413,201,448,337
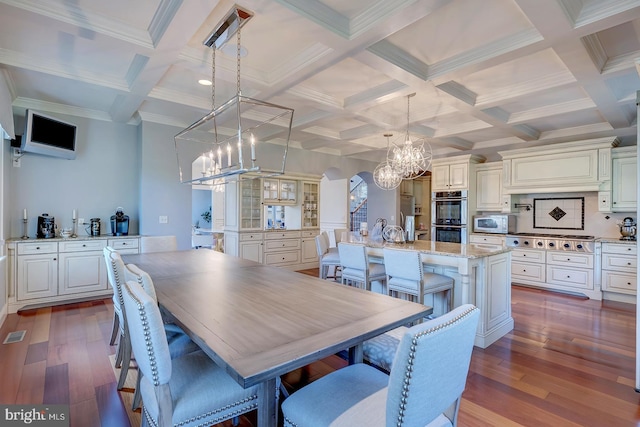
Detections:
343,232,513,348
597,237,636,244
7,234,139,243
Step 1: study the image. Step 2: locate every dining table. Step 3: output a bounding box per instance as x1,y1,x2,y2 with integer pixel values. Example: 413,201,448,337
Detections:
123,249,431,427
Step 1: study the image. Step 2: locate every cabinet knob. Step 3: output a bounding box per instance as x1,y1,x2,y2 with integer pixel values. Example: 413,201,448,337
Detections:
82,244,86,247
628,262,632,266
53,258,57,261
567,275,570,278
36,246,40,250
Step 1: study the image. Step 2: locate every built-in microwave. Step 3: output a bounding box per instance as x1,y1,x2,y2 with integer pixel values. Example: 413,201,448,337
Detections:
473,214,516,234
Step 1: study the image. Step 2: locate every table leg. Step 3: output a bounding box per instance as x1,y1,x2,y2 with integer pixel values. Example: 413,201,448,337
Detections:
257,378,278,427
348,342,363,364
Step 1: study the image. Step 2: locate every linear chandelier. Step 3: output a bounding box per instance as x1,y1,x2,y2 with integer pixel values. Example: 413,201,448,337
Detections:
391,93,431,180
175,5,293,185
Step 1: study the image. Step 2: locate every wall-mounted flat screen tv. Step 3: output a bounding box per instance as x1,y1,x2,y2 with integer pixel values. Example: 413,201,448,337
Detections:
21,109,77,159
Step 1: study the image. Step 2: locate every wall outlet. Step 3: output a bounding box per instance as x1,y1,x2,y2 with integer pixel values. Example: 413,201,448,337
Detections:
159,215,168,224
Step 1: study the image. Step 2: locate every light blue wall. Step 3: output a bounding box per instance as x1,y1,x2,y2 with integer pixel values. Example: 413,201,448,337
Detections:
9,114,139,238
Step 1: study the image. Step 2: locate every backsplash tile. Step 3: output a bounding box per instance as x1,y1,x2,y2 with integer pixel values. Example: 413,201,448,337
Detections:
533,197,584,230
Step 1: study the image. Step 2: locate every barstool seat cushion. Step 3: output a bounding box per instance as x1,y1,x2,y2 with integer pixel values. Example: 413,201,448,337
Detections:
363,326,408,372
342,262,385,281
321,250,340,263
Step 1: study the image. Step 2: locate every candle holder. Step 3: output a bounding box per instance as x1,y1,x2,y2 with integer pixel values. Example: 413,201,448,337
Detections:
21,218,29,239
71,218,78,238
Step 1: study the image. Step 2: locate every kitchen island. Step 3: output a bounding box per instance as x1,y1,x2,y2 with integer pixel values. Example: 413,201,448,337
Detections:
344,233,513,348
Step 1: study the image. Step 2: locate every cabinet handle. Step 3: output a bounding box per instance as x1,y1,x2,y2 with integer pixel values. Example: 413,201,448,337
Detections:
53,258,57,261
36,246,40,250
82,244,86,247
628,262,632,266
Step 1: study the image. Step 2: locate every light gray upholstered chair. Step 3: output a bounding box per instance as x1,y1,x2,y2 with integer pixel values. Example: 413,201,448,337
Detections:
281,304,480,427
384,247,453,311
315,234,341,280
338,242,386,291
140,235,178,253
121,278,267,427
333,228,348,245
124,262,199,410
103,247,198,409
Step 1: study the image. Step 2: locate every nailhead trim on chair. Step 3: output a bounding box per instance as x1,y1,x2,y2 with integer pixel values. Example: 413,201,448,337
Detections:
143,397,259,427
394,305,478,426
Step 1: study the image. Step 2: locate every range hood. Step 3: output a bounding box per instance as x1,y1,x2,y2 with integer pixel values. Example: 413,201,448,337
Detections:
0,72,14,139
499,137,619,195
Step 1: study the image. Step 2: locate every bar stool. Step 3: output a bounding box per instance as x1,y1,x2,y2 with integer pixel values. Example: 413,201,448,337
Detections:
315,233,341,280
338,242,386,291
383,246,453,312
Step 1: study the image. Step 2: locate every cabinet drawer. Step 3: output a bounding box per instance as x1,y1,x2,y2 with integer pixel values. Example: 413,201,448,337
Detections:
546,252,593,268
511,262,545,281
108,238,139,251
264,239,301,252
511,249,545,263
470,234,504,245
602,242,637,255
264,231,301,240
240,233,264,242
17,241,58,255
301,230,319,238
602,253,636,273
546,265,592,290
602,270,636,294
265,251,300,265
59,240,107,252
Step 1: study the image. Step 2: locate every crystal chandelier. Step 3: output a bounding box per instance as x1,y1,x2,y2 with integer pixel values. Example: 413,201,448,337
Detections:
175,6,293,185
373,133,402,190
391,93,431,179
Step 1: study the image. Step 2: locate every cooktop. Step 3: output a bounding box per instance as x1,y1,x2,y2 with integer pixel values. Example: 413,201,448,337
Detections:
508,232,595,240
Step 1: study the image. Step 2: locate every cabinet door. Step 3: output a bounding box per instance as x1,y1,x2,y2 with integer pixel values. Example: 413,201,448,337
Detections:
302,182,319,228
240,241,263,263
612,157,637,211
241,178,262,230
17,254,58,300
476,168,502,210
448,163,468,190
431,165,450,190
263,178,280,202
301,238,318,263
279,180,297,203
58,251,108,295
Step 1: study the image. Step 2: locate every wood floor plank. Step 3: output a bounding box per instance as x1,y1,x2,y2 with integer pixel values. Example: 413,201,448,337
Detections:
14,359,45,404
43,363,69,405
29,307,51,344
95,382,131,427
24,341,48,365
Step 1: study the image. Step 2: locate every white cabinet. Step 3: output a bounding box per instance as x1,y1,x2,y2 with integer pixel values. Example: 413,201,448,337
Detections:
17,242,58,301
302,181,319,229
301,230,319,264
469,234,505,246
511,249,546,285
240,178,263,230
432,163,468,191
611,147,637,212
264,231,301,267
11,236,139,312
475,163,503,211
58,240,108,296
431,155,484,192
239,232,264,263
263,179,297,204
601,242,636,298
400,180,414,196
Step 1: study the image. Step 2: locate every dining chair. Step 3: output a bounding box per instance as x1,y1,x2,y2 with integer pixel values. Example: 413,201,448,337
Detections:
338,242,386,291
121,278,266,427
103,247,198,409
383,246,453,313
140,235,178,253
315,234,341,280
124,262,200,410
281,304,480,427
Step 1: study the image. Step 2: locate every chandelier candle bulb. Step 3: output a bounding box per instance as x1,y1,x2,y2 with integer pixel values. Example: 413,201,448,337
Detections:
250,134,256,161
217,147,222,169
227,143,232,167
72,209,76,220
23,208,27,220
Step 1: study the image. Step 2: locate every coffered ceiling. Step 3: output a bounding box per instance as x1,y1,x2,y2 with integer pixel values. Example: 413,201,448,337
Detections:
1,0,639,163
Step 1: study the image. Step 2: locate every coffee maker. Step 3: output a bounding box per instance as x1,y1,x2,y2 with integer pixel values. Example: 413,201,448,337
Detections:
110,207,129,236
37,213,56,238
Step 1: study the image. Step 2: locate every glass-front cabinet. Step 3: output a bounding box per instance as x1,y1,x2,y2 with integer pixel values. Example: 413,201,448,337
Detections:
302,181,319,228
240,178,262,230
263,179,297,204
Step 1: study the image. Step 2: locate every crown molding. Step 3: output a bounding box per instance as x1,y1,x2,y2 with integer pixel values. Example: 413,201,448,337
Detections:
508,98,596,124
580,33,607,72
476,71,576,106
12,97,114,122
286,85,343,109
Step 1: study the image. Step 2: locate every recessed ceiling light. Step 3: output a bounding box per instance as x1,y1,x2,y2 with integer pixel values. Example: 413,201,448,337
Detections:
199,79,212,86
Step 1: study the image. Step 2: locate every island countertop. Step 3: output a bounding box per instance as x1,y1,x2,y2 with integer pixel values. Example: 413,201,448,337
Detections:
343,233,510,259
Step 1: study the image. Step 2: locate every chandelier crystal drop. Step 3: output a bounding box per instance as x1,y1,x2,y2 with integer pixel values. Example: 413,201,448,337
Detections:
374,133,402,190
391,94,431,180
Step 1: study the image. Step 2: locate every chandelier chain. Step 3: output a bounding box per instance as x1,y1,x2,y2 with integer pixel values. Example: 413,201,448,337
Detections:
211,48,216,109
237,26,241,95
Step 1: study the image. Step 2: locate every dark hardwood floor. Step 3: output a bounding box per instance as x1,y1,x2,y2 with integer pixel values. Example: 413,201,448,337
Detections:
1,267,639,426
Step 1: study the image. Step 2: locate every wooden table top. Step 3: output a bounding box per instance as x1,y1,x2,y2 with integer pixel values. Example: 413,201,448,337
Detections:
123,249,431,388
